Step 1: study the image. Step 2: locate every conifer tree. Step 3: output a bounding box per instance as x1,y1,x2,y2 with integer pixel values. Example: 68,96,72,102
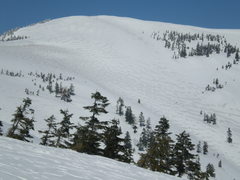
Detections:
103,119,126,162
0,109,3,136
125,106,135,124
116,97,124,116
122,131,133,163
227,128,232,143
139,112,145,127
196,141,202,153
206,163,215,178
72,91,109,155
218,160,222,168
203,141,208,155
138,117,175,175
38,115,57,146
55,109,75,148
7,98,35,142
172,131,196,177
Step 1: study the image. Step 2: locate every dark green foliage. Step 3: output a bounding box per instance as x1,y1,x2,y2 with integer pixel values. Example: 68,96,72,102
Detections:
173,131,196,177
39,115,57,146
137,128,148,151
103,119,126,162
116,97,124,116
206,163,215,179
122,131,133,163
7,98,35,142
72,91,109,155
218,160,222,168
203,141,208,155
125,106,135,125
196,141,201,153
139,112,145,127
227,128,232,143
55,110,75,148
138,117,175,175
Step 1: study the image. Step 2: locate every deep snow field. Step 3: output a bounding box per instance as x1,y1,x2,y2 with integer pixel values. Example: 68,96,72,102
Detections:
0,16,240,179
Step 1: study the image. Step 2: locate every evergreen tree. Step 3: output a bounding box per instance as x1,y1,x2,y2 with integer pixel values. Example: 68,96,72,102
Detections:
38,115,57,146
138,117,175,175
116,97,124,116
196,141,202,153
125,106,135,124
55,82,60,96
137,128,149,151
7,98,35,142
122,131,133,163
72,91,109,155
227,128,232,143
206,163,215,179
103,119,126,162
203,141,208,155
187,156,205,180
0,109,3,136
55,109,75,148
235,51,239,61
172,131,196,177
218,160,222,168
139,112,145,127
69,83,75,95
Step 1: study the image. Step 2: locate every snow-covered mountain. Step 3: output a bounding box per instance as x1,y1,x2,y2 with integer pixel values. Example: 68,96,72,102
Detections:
0,16,240,179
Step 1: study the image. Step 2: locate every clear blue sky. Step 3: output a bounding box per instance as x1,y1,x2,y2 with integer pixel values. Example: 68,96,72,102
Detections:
0,0,239,33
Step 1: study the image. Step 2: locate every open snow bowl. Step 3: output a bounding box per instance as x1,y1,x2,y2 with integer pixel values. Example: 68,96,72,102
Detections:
0,15,240,180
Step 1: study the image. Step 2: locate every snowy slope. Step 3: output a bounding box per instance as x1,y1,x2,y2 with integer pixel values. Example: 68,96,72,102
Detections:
0,136,185,180
0,16,240,179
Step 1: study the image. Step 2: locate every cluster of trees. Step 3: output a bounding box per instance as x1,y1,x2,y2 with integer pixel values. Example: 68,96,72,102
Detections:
28,72,75,102
4,92,133,164
0,93,235,180
1,69,24,77
203,113,217,125
0,28,27,41
205,78,224,92
137,117,215,179
196,141,209,155
151,30,240,62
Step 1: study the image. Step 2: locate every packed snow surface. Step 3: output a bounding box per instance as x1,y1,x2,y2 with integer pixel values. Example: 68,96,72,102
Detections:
0,16,240,179
0,136,184,180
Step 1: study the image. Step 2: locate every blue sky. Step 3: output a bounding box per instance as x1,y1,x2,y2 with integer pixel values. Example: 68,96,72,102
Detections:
0,0,239,33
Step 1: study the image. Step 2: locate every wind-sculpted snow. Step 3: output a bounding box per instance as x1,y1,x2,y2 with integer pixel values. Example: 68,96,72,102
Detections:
0,16,240,179
0,137,184,180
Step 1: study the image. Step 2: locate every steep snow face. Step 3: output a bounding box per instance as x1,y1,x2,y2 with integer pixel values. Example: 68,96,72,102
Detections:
0,16,240,179
0,136,184,180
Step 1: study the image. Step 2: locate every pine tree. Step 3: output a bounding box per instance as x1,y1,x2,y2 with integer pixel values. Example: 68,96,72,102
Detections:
55,109,75,148
187,156,205,180
139,112,145,127
196,141,201,153
72,91,109,155
103,119,126,162
0,108,3,136
172,131,196,177
116,97,124,116
203,141,208,155
218,160,222,168
55,82,60,96
125,106,135,124
227,128,232,143
38,115,57,146
7,98,35,142
235,51,239,61
122,131,133,163
137,128,148,151
69,83,75,95
206,163,215,178
0,120,3,136
138,117,175,175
